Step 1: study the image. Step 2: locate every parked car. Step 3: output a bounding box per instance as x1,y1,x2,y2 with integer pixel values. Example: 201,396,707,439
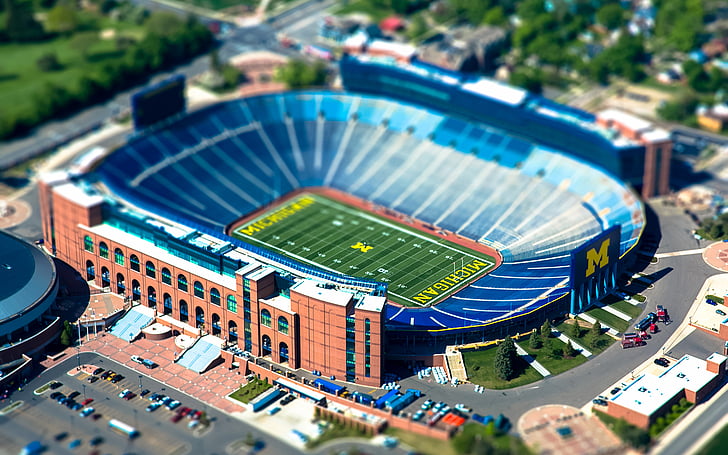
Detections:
654,357,670,367
421,399,434,410
454,404,472,413
68,391,80,400
149,393,162,402
81,398,94,406
131,355,145,364
166,400,181,410
71,402,83,411
140,389,151,398
54,432,68,441
68,439,81,449
610,387,621,395
190,410,203,421
89,436,104,447
80,407,95,418
413,410,425,421
706,298,717,306
110,375,124,384
50,392,62,400
267,406,281,415
100,371,112,380
123,392,136,401
171,413,184,423
92,368,104,376
717,309,726,316
146,402,162,412
142,359,158,369
91,413,102,421
118,389,132,399
49,381,63,390
592,398,608,406
87,376,99,384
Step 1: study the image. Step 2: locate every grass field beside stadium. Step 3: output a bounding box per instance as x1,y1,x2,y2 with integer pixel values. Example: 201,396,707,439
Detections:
230,193,497,307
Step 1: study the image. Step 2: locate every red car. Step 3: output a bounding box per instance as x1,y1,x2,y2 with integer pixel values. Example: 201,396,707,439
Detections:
123,392,136,401
171,412,184,423
81,398,94,406
190,410,203,421
178,407,192,417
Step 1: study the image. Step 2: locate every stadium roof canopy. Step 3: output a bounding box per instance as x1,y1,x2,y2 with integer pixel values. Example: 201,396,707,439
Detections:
0,230,56,324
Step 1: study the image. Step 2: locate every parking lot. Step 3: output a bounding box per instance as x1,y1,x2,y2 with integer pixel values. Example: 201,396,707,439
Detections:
0,353,298,455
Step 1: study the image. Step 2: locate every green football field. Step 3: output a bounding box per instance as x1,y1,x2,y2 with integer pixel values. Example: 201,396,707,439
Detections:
230,194,497,307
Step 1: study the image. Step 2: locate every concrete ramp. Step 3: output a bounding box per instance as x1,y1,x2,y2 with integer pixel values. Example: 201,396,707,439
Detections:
176,335,222,373
109,305,155,342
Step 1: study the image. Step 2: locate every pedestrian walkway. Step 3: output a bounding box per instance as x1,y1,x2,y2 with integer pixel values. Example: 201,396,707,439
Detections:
654,248,705,259
40,332,247,415
551,331,592,358
577,313,620,336
444,347,468,383
515,344,551,377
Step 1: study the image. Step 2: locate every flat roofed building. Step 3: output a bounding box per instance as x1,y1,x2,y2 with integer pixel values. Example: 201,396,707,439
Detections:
607,353,727,428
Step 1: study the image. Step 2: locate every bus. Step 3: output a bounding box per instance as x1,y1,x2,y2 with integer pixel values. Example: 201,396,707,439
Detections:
108,419,140,439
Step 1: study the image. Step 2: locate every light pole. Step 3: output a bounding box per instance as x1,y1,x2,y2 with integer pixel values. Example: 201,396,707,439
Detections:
76,322,82,371
138,375,142,394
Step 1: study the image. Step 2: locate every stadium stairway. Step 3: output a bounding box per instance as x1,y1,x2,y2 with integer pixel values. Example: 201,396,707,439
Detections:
176,335,223,374
109,305,155,343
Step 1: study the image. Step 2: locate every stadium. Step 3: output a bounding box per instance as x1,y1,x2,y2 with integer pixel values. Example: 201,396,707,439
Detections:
38,55,663,385
0,230,60,387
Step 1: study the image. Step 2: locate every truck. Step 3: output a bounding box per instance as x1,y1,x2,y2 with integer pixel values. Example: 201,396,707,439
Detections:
621,333,644,349
656,305,670,323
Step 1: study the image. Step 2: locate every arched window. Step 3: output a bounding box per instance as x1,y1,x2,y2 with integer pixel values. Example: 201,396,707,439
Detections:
193,281,204,299
130,254,140,272
210,288,221,306
195,306,205,329
279,342,289,362
132,279,141,301
86,260,95,281
116,272,125,294
145,261,156,278
163,293,172,315
178,274,188,292
179,300,189,323
211,313,221,336
226,295,237,313
228,321,238,343
101,266,110,287
84,235,94,253
99,242,109,259
148,286,157,308
278,316,289,335
161,268,172,285
261,335,272,356
114,248,124,266
260,309,271,327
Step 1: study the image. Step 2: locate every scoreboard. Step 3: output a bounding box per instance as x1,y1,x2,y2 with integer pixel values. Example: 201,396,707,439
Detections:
131,75,186,130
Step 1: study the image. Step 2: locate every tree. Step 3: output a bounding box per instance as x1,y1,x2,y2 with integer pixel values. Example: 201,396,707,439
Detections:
275,60,328,89
145,11,185,37
60,320,73,346
510,68,543,94
528,330,542,349
596,3,626,30
564,340,577,357
483,6,506,25
406,13,427,40
569,318,581,339
4,0,46,42
589,321,602,349
36,52,62,72
494,336,517,381
541,320,552,340
71,31,97,60
45,2,80,35
657,92,698,122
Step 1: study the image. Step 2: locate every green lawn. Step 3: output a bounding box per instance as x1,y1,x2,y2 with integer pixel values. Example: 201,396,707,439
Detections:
518,338,589,375
558,320,616,354
231,193,496,307
228,377,272,404
586,308,630,332
697,423,728,455
0,19,144,121
333,0,394,22
462,346,543,389
307,421,370,449
610,300,642,318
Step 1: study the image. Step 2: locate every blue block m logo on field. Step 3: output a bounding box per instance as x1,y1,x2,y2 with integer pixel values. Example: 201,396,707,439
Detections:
585,238,610,277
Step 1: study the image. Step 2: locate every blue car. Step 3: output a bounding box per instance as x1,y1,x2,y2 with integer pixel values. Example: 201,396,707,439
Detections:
68,439,81,449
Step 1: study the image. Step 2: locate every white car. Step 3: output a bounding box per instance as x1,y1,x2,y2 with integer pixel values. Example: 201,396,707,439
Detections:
454,403,472,413
118,389,131,398
131,355,144,364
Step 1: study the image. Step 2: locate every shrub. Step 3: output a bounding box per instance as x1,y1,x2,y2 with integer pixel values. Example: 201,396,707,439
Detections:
36,52,62,72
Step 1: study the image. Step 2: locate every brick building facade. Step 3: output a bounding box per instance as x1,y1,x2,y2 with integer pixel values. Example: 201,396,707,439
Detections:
39,174,384,386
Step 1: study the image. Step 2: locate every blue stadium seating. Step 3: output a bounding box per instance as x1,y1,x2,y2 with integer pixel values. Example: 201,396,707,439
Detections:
97,91,645,332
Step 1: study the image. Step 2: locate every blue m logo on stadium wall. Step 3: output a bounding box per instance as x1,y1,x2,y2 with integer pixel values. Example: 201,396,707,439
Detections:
569,227,621,315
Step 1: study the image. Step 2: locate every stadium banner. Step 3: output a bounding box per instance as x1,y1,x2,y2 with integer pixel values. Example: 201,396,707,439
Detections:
569,226,621,314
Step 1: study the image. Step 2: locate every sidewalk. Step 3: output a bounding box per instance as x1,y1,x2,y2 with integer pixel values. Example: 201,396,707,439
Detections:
515,344,551,377
552,330,593,358
40,332,247,415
